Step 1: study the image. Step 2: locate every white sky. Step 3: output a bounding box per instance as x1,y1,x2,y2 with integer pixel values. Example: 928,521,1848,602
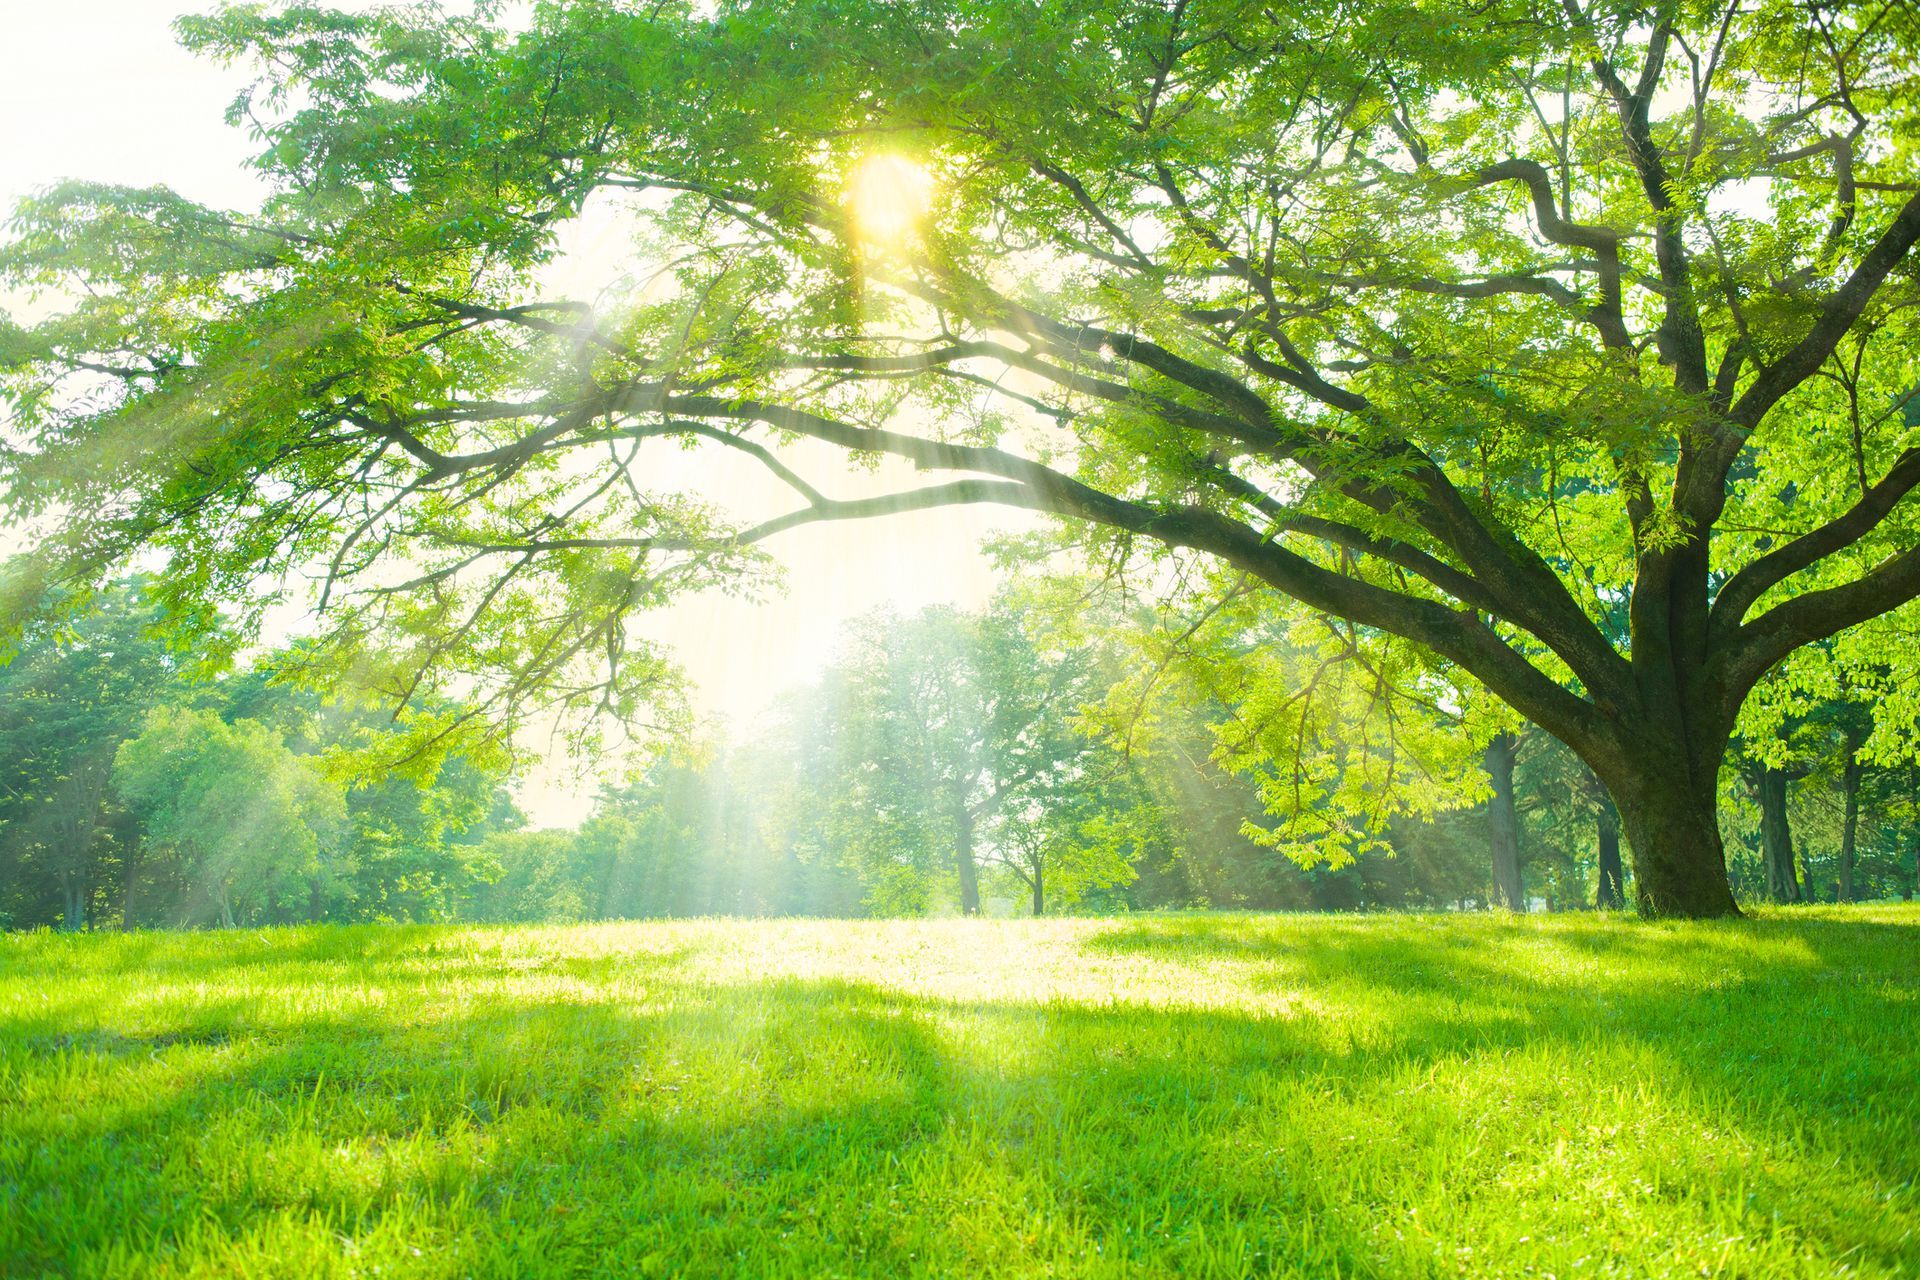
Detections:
0,1,1025,825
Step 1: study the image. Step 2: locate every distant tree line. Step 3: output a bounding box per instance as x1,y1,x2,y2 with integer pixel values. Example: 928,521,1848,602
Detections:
2,581,1916,930
0,581,523,930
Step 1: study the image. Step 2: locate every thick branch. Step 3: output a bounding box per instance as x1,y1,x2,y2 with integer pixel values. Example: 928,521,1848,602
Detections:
1728,191,1920,430
661,392,1610,751
1711,446,1920,632
1590,26,1712,393
1728,543,1920,695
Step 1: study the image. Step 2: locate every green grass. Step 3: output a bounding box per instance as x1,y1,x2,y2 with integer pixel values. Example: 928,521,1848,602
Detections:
2,907,1917,1279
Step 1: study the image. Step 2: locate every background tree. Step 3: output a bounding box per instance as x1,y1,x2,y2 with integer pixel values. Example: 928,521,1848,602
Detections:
11,581,1920,928
827,602,1118,914
112,706,347,927
1509,735,1630,909
217,670,521,921
977,757,1146,916
0,580,192,929
1483,733,1526,911
464,830,591,924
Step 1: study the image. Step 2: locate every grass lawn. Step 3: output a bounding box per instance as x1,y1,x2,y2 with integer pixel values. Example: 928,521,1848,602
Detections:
2,906,1916,1278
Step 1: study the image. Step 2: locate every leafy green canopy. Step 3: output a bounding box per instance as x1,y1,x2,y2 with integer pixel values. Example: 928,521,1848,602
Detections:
2,0,1917,908
113,705,347,927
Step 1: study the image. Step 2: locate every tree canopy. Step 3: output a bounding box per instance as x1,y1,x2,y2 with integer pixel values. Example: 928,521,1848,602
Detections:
3,0,1918,915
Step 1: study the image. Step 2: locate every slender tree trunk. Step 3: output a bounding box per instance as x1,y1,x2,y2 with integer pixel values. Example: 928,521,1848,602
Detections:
59,872,85,932
1595,803,1625,910
53,804,94,931
1484,733,1524,912
954,810,981,916
121,843,144,931
1031,861,1044,917
1839,752,1863,904
1757,769,1802,903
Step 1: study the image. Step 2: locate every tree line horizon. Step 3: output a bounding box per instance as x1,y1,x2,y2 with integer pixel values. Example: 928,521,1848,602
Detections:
1,577,1914,932
2,0,1918,917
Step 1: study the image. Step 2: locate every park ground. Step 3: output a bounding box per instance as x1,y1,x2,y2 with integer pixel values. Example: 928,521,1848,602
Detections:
1,906,1917,1279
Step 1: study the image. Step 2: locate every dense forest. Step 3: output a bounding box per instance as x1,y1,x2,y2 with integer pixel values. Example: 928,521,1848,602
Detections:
3,578,1913,931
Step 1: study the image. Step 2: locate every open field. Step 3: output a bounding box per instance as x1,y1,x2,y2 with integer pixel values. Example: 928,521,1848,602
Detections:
2,907,1917,1279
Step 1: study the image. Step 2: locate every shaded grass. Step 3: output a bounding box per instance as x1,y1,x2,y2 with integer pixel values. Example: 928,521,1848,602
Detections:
2,906,1916,1278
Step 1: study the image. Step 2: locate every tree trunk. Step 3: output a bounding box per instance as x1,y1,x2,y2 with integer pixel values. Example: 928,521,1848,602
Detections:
60,874,85,932
120,842,144,931
1595,803,1625,910
1484,733,1524,912
1839,758,1862,905
1611,766,1741,917
1757,768,1802,903
954,810,981,916
1031,861,1044,917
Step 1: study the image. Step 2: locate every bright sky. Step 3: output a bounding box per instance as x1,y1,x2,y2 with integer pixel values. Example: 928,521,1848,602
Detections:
0,1,1026,825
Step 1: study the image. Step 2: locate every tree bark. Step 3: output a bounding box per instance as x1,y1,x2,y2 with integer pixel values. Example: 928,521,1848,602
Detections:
1611,764,1741,917
1031,861,1044,917
1484,733,1525,912
1757,768,1802,903
1595,803,1625,910
954,809,982,916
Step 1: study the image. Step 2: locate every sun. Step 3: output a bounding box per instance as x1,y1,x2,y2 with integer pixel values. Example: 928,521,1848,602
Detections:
844,152,934,245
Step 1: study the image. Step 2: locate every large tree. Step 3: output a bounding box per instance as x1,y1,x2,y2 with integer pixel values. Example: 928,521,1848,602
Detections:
3,0,1917,915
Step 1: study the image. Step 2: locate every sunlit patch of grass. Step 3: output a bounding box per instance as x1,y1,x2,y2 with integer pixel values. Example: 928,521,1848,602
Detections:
3,906,1917,1278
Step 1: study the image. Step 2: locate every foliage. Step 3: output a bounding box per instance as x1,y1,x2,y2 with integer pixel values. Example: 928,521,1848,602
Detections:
219,671,523,923
1088,571,1496,870
8,577,1920,930
112,706,347,927
0,579,521,929
0,579,186,929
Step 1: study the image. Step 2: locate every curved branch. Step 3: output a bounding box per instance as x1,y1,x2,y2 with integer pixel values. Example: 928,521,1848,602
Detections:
1711,446,1920,632
1461,159,1632,350
1727,542,1920,696
658,392,1610,751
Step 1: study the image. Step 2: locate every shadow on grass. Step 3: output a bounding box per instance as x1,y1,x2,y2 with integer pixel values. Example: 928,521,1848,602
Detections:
3,914,1918,1277
1083,912,1920,1180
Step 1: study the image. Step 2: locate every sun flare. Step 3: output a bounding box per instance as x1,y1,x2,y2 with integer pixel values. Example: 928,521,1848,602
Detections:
844,152,934,245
